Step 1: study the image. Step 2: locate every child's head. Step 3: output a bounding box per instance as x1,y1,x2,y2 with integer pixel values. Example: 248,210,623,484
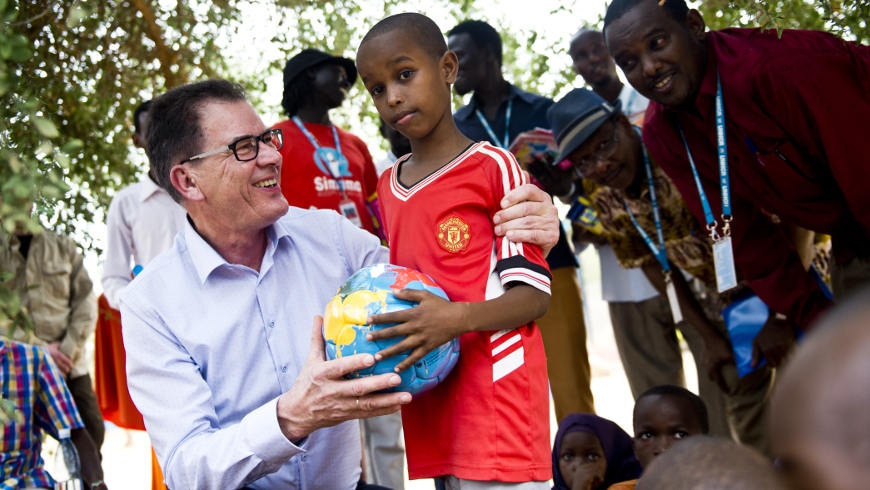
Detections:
632,385,708,468
769,287,870,490
553,413,641,490
636,435,786,490
356,13,457,144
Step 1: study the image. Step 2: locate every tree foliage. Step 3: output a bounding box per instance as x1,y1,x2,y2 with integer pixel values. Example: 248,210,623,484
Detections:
697,0,869,41
0,0,252,244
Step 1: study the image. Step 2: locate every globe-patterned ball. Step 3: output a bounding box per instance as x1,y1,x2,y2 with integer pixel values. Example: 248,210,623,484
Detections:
323,263,460,396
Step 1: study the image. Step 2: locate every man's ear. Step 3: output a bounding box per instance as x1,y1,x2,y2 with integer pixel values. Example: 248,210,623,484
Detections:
442,50,459,84
686,9,706,42
170,165,204,201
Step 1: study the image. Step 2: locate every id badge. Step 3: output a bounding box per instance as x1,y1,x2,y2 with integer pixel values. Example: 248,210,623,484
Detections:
665,275,683,324
339,198,363,228
712,236,738,293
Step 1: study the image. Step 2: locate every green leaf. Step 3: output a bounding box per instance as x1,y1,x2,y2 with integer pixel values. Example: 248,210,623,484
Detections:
55,153,70,168
32,117,59,138
10,42,31,62
66,6,89,28
8,154,22,173
62,139,85,153
36,141,54,155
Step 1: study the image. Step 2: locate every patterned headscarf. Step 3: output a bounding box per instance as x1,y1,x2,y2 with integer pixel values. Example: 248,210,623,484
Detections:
552,413,642,490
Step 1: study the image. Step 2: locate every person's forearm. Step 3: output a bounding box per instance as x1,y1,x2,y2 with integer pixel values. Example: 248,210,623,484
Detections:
101,275,131,311
63,260,98,358
461,285,549,334
71,428,104,487
122,308,301,490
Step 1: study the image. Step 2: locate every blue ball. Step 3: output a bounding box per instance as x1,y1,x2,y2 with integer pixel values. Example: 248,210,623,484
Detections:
323,264,460,396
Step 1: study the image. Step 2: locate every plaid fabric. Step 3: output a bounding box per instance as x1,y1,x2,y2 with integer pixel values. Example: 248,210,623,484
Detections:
1,339,84,490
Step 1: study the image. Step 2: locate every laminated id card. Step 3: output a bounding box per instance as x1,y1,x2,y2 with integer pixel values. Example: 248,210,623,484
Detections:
712,237,738,292
339,198,363,228
665,276,683,324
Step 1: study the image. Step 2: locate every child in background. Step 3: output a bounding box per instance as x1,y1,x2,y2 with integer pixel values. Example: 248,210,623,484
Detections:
609,385,710,490
635,435,785,490
631,385,709,470
552,413,642,490
356,12,552,489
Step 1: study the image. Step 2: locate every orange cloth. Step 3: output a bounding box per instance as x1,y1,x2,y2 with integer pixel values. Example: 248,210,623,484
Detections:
608,479,638,490
95,294,165,489
94,293,145,430
151,447,167,490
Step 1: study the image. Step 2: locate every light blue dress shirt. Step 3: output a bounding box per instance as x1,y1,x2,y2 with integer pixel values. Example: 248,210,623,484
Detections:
120,207,388,490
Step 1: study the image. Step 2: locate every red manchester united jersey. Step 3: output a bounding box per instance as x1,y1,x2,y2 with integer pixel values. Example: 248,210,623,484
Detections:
377,141,552,482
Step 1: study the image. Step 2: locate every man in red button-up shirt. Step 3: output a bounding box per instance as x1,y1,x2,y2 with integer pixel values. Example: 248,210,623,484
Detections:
603,0,870,367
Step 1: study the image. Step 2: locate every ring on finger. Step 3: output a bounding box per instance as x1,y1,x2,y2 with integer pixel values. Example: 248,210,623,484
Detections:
356,397,360,409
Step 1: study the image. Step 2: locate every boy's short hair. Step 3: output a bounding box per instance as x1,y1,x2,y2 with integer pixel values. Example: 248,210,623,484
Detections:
359,12,447,61
446,19,503,66
603,0,689,33
633,385,709,434
636,435,786,490
146,79,247,202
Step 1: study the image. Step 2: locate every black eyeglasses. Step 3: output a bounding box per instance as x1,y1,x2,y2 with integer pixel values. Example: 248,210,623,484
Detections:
574,121,619,177
181,128,283,164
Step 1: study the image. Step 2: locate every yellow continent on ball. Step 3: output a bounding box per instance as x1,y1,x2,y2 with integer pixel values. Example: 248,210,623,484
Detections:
323,289,389,357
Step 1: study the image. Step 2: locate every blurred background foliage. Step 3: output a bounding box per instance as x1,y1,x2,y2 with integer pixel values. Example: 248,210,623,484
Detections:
0,0,867,332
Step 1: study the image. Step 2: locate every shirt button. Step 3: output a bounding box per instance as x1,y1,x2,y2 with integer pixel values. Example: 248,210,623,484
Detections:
281,365,287,373
269,321,275,328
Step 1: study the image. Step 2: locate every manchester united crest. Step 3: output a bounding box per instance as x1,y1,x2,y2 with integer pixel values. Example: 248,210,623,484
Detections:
437,216,470,253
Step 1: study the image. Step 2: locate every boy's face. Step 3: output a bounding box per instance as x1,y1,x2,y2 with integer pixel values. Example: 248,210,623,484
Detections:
632,394,705,468
558,430,607,490
605,0,706,109
357,29,456,143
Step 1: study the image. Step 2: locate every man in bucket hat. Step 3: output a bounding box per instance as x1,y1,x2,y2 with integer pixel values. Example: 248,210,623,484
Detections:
272,49,382,237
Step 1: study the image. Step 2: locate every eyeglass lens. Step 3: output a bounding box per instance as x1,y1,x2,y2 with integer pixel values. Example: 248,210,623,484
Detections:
232,129,283,161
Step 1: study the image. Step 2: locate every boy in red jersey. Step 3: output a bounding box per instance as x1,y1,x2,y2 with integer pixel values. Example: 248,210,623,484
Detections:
356,12,553,490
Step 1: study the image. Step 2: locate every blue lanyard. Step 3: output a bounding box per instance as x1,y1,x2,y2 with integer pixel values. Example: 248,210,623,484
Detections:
474,98,513,148
678,73,732,241
624,135,670,273
292,116,347,193
292,116,343,163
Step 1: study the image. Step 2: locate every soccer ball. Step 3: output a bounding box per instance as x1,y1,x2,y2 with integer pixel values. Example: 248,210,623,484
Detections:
323,263,460,396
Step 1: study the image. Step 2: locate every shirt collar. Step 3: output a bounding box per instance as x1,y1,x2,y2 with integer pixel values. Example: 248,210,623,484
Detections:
137,177,168,203
183,216,287,284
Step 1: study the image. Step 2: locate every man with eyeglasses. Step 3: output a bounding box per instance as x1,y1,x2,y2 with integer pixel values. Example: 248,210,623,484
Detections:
120,79,561,489
546,87,773,453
